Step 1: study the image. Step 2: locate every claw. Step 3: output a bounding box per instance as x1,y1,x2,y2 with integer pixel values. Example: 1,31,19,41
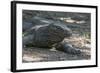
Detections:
55,42,81,55
64,46,81,54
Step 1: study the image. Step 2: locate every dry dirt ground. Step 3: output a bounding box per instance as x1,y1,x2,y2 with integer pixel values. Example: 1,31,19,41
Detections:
22,36,91,63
